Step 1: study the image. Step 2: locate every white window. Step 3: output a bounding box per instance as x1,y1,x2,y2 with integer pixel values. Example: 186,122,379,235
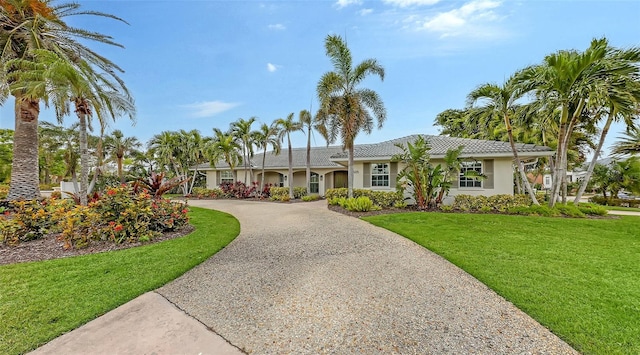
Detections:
310,173,319,193
460,161,482,188
371,163,390,187
545,176,551,186
220,171,234,183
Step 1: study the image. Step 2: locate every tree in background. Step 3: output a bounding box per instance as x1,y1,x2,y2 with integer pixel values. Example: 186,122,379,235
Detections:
105,130,141,184
208,128,242,182
254,122,281,193
316,34,386,198
275,113,302,199
0,129,13,183
612,126,640,157
231,117,257,185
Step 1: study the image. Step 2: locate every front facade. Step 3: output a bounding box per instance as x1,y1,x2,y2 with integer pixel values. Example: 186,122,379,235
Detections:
196,135,553,199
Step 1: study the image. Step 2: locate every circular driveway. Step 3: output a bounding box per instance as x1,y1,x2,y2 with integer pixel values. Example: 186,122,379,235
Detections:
159,199,577,354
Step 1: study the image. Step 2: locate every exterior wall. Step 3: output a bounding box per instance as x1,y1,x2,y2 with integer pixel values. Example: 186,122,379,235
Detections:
205,170,218,189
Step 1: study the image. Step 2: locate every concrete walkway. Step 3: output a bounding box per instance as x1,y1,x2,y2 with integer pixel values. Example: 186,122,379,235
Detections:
30,199,577,354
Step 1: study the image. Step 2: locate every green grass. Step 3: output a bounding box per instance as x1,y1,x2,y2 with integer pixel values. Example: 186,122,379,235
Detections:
0,207,239,355
604,205,640,212
363,212,640,355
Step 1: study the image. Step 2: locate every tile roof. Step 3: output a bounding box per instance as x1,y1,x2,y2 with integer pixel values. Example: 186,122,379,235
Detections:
330,135,554,160
196,135,553,170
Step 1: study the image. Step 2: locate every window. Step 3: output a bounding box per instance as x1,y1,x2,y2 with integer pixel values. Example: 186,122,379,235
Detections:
545,176,551,186
220,171,234,183
371,163,390,187
310,173,319,193
459,161,482,188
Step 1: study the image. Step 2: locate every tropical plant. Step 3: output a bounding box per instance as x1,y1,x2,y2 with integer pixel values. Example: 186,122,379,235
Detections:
254,122,281,193
316,34,386,198
104,129,141,184
611,126,640,156
207,128,242,182
275,113,303,199
467,76,540,205
0,129,13,183
231,117,257,184
0,0,129,201
299,109,314,195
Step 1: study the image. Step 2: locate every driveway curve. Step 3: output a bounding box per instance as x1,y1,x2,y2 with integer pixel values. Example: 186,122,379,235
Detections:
159,199,577,354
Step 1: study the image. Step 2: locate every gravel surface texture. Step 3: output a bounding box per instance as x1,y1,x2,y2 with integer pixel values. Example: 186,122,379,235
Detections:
159,199,578,354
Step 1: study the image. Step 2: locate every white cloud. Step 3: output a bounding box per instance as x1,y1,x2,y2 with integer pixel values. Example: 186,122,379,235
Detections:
267,63,281,72
184,101,240,118
359,8,374,16
383,0,440,7
335,0,362,9
268,23,286,30
418,0,503,38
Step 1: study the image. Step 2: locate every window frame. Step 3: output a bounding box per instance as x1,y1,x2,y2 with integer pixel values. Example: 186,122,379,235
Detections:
459,161,483,188
220,170,234,184
310,172,319,193
371,163,390,188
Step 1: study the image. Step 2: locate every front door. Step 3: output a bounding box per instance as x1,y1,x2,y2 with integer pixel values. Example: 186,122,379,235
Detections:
334,171,348,188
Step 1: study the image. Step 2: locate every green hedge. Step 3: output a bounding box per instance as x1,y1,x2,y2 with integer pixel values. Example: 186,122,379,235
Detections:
325,188,403,208
589,195,640,208
452,194,607,218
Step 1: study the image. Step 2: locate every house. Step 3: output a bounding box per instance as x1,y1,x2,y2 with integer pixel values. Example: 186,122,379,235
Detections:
196,134,554,199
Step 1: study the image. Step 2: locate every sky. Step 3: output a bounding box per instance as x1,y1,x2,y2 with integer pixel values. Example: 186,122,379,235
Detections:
1,0,639,157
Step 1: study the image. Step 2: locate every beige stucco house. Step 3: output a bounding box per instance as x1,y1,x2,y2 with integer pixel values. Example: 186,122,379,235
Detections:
196,135,553,199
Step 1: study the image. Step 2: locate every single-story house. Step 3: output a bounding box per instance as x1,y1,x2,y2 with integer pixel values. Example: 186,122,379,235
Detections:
195,134,554,199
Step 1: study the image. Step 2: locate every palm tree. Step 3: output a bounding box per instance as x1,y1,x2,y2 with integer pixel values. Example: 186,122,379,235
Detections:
179,129,210,195
104,129,141,184
612,126,640,156
316,34,386,198
8,49,135,204
254,122,281,194
467,76,540,205
1,0,129,200
148,131,178,177
231,117,257,184
275,113,303,199
209,128,242,182
299,109,314,195
516,38,614,206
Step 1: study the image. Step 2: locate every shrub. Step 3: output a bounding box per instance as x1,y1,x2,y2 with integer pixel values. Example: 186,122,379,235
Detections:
191,187,223,199
293,187,307,199
301,195,320,202
343,196,381,212
589,196,640,208
576,203,608,216
554,203,586,218
393,201,407,209
270,187,289,201
0,185,8,200
507,205,561,217
325,188,348,200
219,181,256,199
452,194,532,212
325,188,403,208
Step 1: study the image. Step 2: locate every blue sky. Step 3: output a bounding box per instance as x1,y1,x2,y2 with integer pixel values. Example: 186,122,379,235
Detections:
1,0,639,156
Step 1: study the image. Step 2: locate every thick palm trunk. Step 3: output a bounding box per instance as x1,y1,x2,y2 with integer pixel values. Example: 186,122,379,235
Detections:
77,102,89,206
117,157,124,183
288,134,294,199
261,147,267,196
348,144,354,198
8,96,41,201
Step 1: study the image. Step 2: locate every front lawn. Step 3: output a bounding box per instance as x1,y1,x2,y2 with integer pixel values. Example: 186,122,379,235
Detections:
363,212,640,355
0,207,239,355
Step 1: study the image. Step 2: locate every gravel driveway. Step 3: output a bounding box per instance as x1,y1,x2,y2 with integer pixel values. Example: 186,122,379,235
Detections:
158,199,577,354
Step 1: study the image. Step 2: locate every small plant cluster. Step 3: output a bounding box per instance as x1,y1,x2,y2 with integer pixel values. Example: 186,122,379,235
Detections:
191,187,224,199
447,194,607,218
325,188,404,208
269,187,291,202
0,185,8,200
329,196,381,212
219,181,257,198
301,195,321,202
589,196,640,208
0,185,189,249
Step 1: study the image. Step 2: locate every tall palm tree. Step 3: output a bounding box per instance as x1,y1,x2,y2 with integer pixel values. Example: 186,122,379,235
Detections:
8,49,135,204
612,126,640,156
316,34,386,198
179,129,210,195
574,59,640,203
104,129,141,184
231,117,257,184
254,122,281,193
209,128,242,182
517,38,620,206
299,109,315,195
1,0,129,200
275,113,302,199
467,76,540,205
148,131,178,177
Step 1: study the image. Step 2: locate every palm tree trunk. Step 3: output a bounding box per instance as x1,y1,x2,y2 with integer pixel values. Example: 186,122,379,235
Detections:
77,102,89,206
348,144,354,198
117,157,124,184
8,95,42,201
288,134,294,199
261,147,267,197
505,114,539,205
306,126,311,195
574,113,614,204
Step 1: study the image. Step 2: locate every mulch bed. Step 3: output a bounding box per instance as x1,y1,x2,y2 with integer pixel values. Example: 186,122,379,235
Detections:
0,225,195,266
327,204,421,218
